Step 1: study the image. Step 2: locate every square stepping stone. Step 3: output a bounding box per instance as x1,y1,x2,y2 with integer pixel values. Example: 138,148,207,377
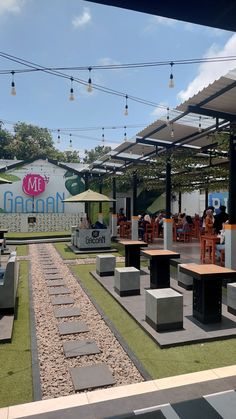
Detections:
44,270,59,275
70,363,116,391
51,296,75,305
45,274,63,280
54,307,81,318
46,280,65,287
42,263,56,267
58,321,89,335
63,340,100,358
48,286,71,295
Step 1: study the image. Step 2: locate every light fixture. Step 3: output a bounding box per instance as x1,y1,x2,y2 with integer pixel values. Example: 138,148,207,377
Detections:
69,133,72,148
11,71,16,96
198,116,202,133
102,127,105,145
166,107,170,126
124,95,128,116
124,126,127,141
57,129,60,144
87,67,92,93
69,77,75,101
171,123,174,138
169,62,174,88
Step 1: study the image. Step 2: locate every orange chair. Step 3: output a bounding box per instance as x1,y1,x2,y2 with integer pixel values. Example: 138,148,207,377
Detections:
220,248,225,266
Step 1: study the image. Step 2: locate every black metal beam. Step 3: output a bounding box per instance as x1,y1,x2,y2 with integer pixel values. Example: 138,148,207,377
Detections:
133,172,137,216
165,157,171,219
228,129,236,224
112,176,116,214
187,105,236,122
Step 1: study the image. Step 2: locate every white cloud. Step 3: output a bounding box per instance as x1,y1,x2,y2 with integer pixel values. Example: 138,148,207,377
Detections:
178,33,236,102
150,103,168,119
72,7,91,28
0,0,25,16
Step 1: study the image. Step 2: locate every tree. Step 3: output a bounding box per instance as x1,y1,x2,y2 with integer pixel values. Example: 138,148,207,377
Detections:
0,127,14,159
83,145,112,164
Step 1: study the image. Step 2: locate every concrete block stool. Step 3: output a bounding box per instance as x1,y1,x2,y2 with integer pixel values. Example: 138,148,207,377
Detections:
96,255,116,277
145,288,183,332
178,264,193,290
114,267,140,296
227,282,236,315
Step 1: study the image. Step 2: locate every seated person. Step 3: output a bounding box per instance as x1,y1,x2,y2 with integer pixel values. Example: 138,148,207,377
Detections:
79,216,90,229
92,220,107,229
216,223,227,260
176,214,191,236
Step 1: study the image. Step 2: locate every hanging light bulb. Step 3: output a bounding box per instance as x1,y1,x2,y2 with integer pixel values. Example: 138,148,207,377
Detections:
124,126,127,141
124,95,128,116
102,127,105,145
57,129,61,144
69,77,75,101
198,116,202,133
69,133,73,148
166,107,170,126
87,67,92,93
171,123,174,138
169,62,174,88
11,71,16,96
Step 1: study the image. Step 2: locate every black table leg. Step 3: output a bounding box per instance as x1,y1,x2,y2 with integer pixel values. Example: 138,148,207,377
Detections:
150,258,170,288
193,278,222,323
125,246,140,270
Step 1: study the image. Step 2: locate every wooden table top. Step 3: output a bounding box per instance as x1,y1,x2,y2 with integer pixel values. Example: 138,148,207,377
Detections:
141,249,180,258
180,263,236,276
0,229,8,232
119,240,147,246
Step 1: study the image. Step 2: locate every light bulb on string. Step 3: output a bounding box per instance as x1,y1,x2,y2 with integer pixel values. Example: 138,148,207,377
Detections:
57,129,61,144
69,77,75,101
169,62,174,88
11,71,16,96
171,123,174,138
69,133,73,148
101,127,105,146
166,107,170,126
87,67,92,93
124,126,127,141
198,116,202,133
124,95,128,116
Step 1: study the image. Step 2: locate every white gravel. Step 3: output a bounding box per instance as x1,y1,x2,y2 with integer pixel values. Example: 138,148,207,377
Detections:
30,243,143,399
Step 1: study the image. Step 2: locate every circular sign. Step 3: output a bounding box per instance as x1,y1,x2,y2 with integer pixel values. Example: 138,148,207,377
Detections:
22,174,46,196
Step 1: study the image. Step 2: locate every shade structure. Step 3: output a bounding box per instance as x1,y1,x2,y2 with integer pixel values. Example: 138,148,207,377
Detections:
0,176,12,185
63,189,115,203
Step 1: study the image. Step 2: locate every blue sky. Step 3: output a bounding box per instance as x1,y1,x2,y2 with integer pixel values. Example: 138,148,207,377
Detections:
0,0,235,157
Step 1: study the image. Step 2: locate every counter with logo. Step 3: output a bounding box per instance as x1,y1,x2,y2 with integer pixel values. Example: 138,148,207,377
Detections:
74,228,111,250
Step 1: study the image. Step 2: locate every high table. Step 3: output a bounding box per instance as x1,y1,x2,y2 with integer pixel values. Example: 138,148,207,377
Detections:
200,235,220,264
141,249,180,289
119,240,147,270
179,263,236,323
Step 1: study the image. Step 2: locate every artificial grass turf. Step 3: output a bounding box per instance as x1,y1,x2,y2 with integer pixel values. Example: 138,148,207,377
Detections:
54,242,123,259
6,231,70,239
0,261,33,408
16,244,28,256
71,263,236,379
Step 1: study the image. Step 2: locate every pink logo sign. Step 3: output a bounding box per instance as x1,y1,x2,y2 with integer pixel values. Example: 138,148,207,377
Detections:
22,174,46,196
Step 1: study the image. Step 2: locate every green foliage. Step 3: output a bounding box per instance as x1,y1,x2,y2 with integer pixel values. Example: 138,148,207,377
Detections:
0,261,33,407
83,145,112,163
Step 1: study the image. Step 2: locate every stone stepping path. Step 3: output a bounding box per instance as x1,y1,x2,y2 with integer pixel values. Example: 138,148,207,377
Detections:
63,340,100,358
46,279,65,287
45,274,64,280
44,270,60,275
70,363,116,391
48,286,71,295
54,307,81,318
51,296,75,305
58,320,89,335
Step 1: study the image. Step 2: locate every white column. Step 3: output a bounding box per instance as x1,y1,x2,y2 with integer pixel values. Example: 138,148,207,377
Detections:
164,218,173,250
111,214,117,238
225,225,236,269
131,216,139,241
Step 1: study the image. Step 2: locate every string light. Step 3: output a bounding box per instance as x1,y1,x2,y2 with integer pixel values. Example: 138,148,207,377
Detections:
169,62,174,88
69,133,72,148
87,67,92,93
102,127,105,145
11,71,16,96
57,129,61,144
124,126,127,141
166,107,170,126
171,123,174,138
198,116,202,132
69,77,75,101
124,95,128,116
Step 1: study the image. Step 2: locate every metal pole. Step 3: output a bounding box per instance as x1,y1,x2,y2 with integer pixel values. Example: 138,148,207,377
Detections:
99,178,103,213
178,191,181,214
166,157,171,218
228,129,236,224
133,171,137,216
112,176,116,214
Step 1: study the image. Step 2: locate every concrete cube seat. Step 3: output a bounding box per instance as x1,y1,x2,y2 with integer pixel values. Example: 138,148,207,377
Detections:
178,264,193,290
145,288,183,332
114,267,140,296
227,282,236,315
96,254,116,277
